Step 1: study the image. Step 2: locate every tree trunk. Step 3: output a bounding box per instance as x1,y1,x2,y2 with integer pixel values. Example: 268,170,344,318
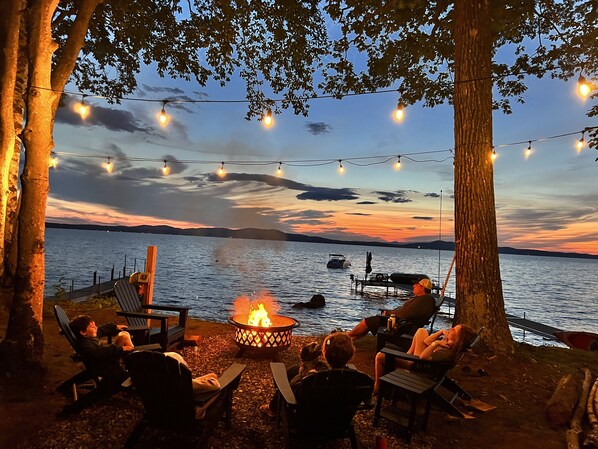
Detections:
1,0,59,370
453,0,513,353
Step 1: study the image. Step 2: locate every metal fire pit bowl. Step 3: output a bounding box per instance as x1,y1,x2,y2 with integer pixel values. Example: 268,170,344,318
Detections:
229,314,300,357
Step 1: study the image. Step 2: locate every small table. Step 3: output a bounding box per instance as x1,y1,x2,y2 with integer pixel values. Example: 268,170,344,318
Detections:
373,369,436,441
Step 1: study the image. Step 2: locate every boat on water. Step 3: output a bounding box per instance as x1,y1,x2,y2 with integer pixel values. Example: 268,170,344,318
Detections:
553,331,598,351
389,272,430,285
327,254,351,269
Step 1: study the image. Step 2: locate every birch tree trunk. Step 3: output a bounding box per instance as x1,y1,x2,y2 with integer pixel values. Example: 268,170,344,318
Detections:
453,0,513,353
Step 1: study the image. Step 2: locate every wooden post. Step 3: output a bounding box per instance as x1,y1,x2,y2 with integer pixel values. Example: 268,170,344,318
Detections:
144,246,158,305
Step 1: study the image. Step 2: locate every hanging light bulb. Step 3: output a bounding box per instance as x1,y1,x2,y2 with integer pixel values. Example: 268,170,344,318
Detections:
576,131,586,152
217,162,226,177
158,100,169,126
393,155,402,170
104,157,113,173
262,108,274,128
525,141,532,159
276,162,283,177
77,95,90,119
49,151,58,168
393,102,405,122
161,160,170,175
491,149,497,162
337,159,345,174
578,75,591,98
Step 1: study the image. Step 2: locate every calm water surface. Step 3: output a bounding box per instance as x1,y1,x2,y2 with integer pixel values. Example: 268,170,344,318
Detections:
44,228,598,345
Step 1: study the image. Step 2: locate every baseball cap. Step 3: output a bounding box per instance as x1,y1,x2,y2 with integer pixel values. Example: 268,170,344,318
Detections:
418,278,433,290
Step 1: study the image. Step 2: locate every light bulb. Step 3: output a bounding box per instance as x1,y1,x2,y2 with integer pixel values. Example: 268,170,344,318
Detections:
525,142,532,159
338,160,345,174
394,156,401,170
161,161,170,175
104,158,113,173
576,132,585,152
578,75,591,98
276,163,282,177
77,97,89,119
217,162,226,177
491,150,497,162
49,152,58,168
393,103,405,122
158,101,169,126
262,109,274,128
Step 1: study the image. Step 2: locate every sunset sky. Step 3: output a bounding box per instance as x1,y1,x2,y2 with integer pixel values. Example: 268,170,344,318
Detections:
46,67,598,255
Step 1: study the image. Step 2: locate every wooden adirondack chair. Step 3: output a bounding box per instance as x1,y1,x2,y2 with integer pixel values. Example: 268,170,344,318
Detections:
270,362,374,449
380,327,485,418
114,280,190,351
53,305,99,400
124,351,246,449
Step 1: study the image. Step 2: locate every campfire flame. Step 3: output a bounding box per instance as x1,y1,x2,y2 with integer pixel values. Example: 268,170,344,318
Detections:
247,303,272,327
232,291,280,328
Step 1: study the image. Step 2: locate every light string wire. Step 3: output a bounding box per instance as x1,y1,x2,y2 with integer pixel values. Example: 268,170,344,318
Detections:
51,125,598,170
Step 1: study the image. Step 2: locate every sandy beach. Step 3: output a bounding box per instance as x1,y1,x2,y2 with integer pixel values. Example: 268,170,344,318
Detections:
1,297,597,449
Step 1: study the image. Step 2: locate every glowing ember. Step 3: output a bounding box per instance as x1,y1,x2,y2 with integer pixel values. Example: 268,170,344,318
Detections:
247,303,272,328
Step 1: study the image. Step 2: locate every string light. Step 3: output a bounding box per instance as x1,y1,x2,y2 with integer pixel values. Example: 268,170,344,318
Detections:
578,75,592,98
394,155,401,170
75,95,90,119
337,159,345,174
525,141,533,159
491,149,497,162
104,157,113,173
262,108,274,128
576,131,586,152
393,102,405,122
161,160,170,175
158,100,169,126
217,162,226,177
276,162,283,177
49,151,58,168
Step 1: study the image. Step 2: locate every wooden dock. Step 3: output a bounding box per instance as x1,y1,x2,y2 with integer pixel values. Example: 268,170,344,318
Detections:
45,277,127,302
352,277,561,341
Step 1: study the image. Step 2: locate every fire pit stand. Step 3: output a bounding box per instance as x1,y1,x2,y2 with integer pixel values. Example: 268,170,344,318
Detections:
229,314,300,357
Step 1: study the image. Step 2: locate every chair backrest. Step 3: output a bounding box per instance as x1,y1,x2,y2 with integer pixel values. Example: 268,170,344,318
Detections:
114,280,146,328
54,304,80,352
292,368,373,439
125,351,196,429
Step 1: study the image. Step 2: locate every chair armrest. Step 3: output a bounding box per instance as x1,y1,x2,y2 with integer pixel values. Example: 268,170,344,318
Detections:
270,362,297,406
194,363,246,403
381,346,421,363
135,343,162,351
116,310,170,322
140,304,191,312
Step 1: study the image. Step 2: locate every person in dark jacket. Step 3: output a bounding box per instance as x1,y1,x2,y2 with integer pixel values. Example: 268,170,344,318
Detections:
60,315,134,416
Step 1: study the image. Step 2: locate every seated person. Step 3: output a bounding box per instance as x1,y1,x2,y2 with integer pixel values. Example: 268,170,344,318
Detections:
62,315,135,415
260,332,355,417
374,324,476,393
347,278,435,340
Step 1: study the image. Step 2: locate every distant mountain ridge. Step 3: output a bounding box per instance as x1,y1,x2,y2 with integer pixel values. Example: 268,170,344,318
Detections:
45,222,598,260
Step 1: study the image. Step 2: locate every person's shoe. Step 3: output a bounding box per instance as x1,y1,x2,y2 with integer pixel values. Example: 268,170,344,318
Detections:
259,403,275,419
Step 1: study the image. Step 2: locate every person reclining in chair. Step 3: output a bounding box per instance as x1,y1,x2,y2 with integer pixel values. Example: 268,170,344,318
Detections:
373,324,477,394
61,315,135,415
347,278,436,340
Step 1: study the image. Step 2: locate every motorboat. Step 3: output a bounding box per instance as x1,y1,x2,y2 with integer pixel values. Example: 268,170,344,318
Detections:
553,331,598,351
327,254,351,269
389,272,430,285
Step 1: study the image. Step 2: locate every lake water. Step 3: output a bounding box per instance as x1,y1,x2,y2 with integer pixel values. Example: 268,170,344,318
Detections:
44,228,598,346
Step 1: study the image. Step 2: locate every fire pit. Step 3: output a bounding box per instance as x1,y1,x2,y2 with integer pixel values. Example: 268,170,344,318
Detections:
229,314,300,356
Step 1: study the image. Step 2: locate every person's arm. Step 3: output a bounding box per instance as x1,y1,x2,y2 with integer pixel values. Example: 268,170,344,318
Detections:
96,323,119,339
423,329,446,346
418,340,443,360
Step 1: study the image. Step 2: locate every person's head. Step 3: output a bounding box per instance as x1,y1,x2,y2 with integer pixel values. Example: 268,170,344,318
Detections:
322,332,355,368
447,324,477,353
300,341,322,363
69,315,97,338
413,278,433,295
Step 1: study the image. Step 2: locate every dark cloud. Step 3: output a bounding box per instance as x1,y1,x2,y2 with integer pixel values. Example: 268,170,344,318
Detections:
205,172,359,202
305,122,332,135
375,190,412,203
141,84,186,95
281,209,334,226
424,192,440,198
346,212,371,216
160,154,189,175
357,201,377,205
56,102,149,133
412,216,434,221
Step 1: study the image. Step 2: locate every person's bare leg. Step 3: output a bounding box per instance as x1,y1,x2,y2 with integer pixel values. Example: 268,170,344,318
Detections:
374,351,386,394
114,331,134,348
408,328,430,356
347,319,369,339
